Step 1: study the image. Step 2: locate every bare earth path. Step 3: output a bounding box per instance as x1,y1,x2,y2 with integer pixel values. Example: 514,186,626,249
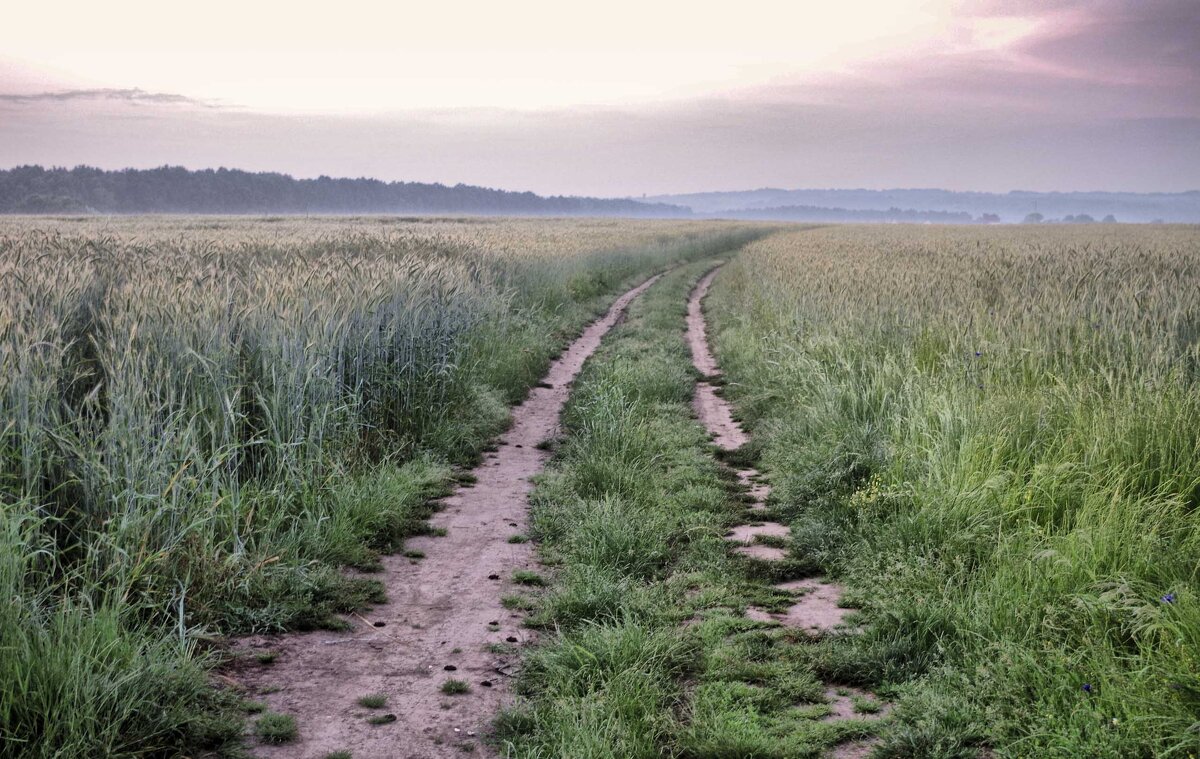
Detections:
686,265,887,758
233,273,664,759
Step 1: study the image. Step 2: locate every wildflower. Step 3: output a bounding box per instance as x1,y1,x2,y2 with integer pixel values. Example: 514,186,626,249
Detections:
1082,683,1093,693
1111,718,1119,726
1162,593,1176,604
974,351,982,357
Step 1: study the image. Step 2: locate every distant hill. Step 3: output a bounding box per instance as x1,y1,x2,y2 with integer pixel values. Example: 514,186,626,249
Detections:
646,188,1200,223
708,205,977,224
0,165,687,217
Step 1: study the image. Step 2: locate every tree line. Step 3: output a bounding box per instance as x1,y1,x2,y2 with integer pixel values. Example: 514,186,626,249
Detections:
0,165,686,216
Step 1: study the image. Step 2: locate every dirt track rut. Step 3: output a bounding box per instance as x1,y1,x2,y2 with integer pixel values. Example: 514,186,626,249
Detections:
685,265,887,757
233,273,663,759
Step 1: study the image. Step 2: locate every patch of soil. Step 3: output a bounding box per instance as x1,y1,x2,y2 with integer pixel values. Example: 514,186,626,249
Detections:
693,382,747,450
230,273,663,759
725,522,791,544
733,543,790,561
768,579,851,632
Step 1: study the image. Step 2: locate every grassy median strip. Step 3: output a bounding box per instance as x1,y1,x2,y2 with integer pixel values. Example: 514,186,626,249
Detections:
496,258,881,758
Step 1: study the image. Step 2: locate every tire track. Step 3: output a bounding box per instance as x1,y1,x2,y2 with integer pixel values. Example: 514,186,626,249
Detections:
233,272,665,759
686,264,888,758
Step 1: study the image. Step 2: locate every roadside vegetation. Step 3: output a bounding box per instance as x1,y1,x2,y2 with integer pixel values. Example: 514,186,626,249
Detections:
706,224,1200,756
0,217,760,758
8,217,1195,758
498,259,875,757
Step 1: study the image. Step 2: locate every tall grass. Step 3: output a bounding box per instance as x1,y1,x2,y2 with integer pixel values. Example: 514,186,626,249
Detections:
707,224,1200,757
0,216,762,758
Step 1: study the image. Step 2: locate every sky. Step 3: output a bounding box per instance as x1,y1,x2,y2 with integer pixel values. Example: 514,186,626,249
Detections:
1,0,1197,196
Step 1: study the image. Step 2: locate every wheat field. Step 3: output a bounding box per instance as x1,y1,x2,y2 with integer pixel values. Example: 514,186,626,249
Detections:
3,218,1197,757
707,224,1200,756
0,216,760,757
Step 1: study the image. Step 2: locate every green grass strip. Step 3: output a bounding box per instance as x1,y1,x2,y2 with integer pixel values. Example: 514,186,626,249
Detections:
495,258,881,758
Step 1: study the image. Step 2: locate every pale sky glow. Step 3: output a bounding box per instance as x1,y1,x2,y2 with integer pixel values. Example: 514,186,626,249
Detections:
1,0,1196,194
4,0,953,111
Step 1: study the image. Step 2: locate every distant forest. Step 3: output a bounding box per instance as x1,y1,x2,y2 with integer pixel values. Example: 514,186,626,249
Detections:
0,165,685,216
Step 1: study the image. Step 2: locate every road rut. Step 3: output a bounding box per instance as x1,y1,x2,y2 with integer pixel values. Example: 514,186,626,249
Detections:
233,272,664,759
685,265,887,757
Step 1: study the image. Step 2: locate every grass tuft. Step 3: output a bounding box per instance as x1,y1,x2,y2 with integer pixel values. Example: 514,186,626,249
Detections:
255,712,298,744
441,679,471,695
357,693,387,709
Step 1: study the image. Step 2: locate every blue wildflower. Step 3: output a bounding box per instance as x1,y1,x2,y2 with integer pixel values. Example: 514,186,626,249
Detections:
974,351,982,357
1082,683,1093,693
1162,593,1176,604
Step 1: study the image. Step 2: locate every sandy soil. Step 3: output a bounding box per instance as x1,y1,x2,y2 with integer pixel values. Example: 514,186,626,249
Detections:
726,522,792,543
685,265,885,757
685,267,748,450
231,273,663,759
733,543,790,561
751,579,852,634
